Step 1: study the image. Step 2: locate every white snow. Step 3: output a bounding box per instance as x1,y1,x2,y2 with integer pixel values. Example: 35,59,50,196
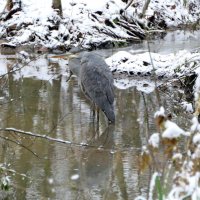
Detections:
0,2,6,13
194,68,200,93
106,50,200,77
193,145,200,159
0,59,8,75
48,178,54,184
0,54,68,84
172,153,182,160
191,117,200,132
144,0,200,27
162,120,185,139
70,174,80,180
154,107,186,139
0,0,130,48
181,102,194,113
148,133,160,148
193,133,200,144
1,176,11,187
135,196,146,200
114,77,157,93
154,106,165,118
22,0,53,20
167,172,200,200
1,0,200,49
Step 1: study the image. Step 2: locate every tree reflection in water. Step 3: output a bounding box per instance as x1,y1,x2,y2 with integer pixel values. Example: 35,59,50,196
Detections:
0,55,191,199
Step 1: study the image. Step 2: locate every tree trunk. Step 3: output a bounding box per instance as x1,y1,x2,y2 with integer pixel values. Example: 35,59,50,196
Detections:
4,0,21,21
6,0,13,11
52,0,62,17
141,0,151,18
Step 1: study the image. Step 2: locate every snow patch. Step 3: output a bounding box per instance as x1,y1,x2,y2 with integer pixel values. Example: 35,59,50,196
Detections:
172,153,182,160
191,117,200,132
181,102,194,113
167,172,200,200
114,77,156,93
193,133,200,144
148,133,160,148
154,106,165,118
106,50,200,77
162,120,185,139
0,0,200,50
71,174,80,180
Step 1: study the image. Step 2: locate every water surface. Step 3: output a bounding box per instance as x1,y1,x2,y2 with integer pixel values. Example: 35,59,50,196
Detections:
0,31,197,199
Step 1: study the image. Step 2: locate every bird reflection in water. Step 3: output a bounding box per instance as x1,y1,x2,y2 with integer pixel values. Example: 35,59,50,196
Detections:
79,125,115,198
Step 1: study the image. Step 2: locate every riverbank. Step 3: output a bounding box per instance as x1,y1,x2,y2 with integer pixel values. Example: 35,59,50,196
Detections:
0,0,200,52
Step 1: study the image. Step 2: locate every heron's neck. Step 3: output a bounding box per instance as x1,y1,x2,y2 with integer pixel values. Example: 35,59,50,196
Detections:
72,65,81,77
69,58,81,77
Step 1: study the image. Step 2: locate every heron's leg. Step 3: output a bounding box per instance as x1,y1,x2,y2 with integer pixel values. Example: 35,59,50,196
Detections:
91,110,95,125
97,107,100,125
89,102,96,124
66,70,73,82
91,103,96,119
96,107,100,134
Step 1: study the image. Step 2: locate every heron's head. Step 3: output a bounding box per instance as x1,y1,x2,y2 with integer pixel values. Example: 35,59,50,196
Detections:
68,54,78,60
68,54,82,77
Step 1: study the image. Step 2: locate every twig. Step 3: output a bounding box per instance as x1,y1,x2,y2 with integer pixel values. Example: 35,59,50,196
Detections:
0,54,43,79
0,165,29,179
147,41,161,106
0,134,39,158
141,92,159,172
124,0,134,11
0,127,141,153
0,127,72,145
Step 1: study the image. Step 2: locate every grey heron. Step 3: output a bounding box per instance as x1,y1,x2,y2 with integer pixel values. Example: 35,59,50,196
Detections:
68,52,115,123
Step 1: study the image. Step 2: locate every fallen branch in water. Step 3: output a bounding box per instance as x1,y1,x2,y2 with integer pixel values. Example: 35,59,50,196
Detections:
0,127,112,149
0,127,73,145
0,127,138,153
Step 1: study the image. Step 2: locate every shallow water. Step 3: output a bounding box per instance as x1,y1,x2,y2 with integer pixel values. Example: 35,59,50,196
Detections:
0,52,192,200
95,29,200,57
0,30,198,199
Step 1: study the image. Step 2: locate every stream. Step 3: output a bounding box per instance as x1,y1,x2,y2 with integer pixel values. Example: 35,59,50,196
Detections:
0,30,198,199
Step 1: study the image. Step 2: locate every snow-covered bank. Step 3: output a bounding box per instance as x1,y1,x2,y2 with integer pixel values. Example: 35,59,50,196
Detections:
106,50,200,77
0,0,200,50
1,47,200,94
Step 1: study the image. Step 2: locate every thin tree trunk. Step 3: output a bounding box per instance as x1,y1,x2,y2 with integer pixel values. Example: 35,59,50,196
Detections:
52,0,62,17
6,0,13,11
141,0,151,18
4,0,21,21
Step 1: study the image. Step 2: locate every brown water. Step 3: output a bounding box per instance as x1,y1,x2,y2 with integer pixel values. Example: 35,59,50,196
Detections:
0,51,192,199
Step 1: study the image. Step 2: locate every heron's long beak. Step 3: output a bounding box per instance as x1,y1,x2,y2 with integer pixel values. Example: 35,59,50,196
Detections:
68,54,79,59
50,53,78,60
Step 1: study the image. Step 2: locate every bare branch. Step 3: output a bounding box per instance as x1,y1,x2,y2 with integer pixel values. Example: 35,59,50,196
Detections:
0,127,139,153
0,134,39,158
0,128,72,145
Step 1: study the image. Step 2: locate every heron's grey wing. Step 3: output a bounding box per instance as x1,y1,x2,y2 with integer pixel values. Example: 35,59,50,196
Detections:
80,53,115,122
89,57,114,102
96,63,114,104
80,66,114,107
